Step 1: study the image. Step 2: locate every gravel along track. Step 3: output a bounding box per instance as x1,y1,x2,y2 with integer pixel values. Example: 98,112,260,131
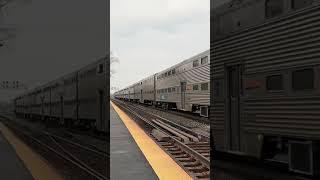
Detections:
117,100,210,137
113,100,210,179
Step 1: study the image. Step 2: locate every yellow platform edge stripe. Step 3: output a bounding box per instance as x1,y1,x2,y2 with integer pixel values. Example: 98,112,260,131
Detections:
0,122,63,180
111,102,192,180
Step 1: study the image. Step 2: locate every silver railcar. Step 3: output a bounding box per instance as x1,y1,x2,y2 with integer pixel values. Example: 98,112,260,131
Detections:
140,75,156,105
212,0,320,176
115,50,210,117
78,58,107,131
156,50,210,116
14,58,108,132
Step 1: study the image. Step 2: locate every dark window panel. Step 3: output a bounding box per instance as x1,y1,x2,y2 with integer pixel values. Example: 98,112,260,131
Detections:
292,68,314,90
266,0,284,18
266,75,283,91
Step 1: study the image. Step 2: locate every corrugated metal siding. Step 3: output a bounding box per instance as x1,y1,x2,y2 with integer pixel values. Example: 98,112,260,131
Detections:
244,96,320,138
210,99,225,149
179,65,210,84
156,52,210,110
63,73,77,119
213,6,320,77
211,4,320,152
142,75,156,102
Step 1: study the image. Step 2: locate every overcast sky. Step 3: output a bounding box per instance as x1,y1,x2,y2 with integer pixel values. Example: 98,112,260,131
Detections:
0,0,107,102
110,0,210,93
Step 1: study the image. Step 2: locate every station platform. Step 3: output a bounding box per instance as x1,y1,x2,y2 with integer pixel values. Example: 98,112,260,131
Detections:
0,131,34,180
110,102,192,180
110,103,158,180
0,121,63,180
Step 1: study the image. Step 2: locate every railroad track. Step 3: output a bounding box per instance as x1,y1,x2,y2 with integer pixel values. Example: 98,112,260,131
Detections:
44,132,107,180
138,102,210,125
113,99,210,179
46,133,107,156
117,100,210,137
58,130,108,154
129,100,209,125
0,116,108,180
114,100,210,141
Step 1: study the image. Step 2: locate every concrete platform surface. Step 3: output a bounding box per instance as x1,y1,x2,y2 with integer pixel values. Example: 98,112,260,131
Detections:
110,104,158,180
0,132,34,180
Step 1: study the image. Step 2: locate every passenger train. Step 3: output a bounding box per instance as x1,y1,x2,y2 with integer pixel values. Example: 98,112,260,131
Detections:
14,58,108,132
114,50,210,117
211,0,320,176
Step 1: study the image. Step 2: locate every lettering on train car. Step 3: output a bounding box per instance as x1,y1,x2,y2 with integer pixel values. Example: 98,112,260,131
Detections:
245,79,261,90
186,84,192,91
160,94,167,100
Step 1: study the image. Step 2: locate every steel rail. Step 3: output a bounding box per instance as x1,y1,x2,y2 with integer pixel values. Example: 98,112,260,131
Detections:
0,118,107,180
114,101,210,169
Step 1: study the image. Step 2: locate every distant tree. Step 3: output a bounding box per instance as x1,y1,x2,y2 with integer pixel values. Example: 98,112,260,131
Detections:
110,52,119,93
110,51,119,77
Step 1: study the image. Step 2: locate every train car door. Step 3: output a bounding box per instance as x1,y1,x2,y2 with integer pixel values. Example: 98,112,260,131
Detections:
140,89,143,103
227,65,242,151
60,96,64,124
180,82,186,110
98,90,106,130
153,75,156,105
128,91,130,101
41,96,44,120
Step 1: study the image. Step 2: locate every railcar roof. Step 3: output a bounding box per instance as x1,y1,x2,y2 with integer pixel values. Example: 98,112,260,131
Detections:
212,0,253,16
14,56,106,99
156,49,209,75
117,49,209,93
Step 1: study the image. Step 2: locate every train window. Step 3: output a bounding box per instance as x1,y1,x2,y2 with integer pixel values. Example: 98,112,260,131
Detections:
168,88,171,93
214,81,220,97
292,68,314,90
201,56,208,65
266,75,283,91
172,69,176,74
165,72,168,77
292,0,313,10
193,60,199,67
265,0,284,19
172,87,176,92
201,83,209,91
97,64,104,74
164,89,167,93
193,84,199,91
168,71,172,76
